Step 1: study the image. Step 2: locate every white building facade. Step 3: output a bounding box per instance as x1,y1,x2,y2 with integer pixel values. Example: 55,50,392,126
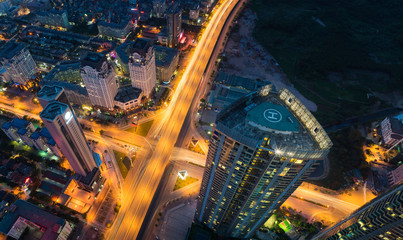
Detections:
129,38,156,97
81,53,118,109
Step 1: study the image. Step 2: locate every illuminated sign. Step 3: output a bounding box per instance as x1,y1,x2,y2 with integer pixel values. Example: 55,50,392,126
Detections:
65,111,73,124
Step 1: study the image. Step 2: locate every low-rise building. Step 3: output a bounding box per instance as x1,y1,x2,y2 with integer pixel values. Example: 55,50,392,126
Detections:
0,200,72,240
98,18,134,42
36,9,69,30
59,178,95,214
155,45,179,84
1,118,36,147
30,127,62,157
43,61,82,84
39,80,91,106
114,86,143,110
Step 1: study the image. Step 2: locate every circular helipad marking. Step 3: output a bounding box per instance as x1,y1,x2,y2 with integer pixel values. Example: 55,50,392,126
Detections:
263,109,282,123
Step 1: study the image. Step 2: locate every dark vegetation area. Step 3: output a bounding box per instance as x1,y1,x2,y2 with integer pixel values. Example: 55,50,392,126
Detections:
309,127,369,190
251,0,403,124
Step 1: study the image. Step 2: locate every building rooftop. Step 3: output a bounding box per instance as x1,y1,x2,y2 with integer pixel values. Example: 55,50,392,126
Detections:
39,101,68,121
81,52,106,71
37,85,64,103
1,118,31,131
30,127,56,146
130,38,154,56
40,80,88,96
0,200,68,240
114,86,142,103
154,45,179,67
215,72,266,91
0,41,25,60
216,86,332,157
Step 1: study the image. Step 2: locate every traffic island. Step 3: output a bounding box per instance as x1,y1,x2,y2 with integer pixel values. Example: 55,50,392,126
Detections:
173,176,198,191
113,150,132,179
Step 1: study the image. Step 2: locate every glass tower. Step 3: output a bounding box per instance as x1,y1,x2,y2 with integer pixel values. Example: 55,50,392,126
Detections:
195,86,332,238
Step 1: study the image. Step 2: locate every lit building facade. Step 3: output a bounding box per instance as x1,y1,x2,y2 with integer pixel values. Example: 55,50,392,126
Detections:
129,38,156,97
312,183,403,240
153,0,166,18
0,41,37,85
167,3,182,48
81,52,118,109
40,101,96,176
195,86,332,238
380,114,403,150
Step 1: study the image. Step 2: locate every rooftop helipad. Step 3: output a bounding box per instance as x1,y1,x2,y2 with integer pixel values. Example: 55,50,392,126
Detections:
246,102,299,132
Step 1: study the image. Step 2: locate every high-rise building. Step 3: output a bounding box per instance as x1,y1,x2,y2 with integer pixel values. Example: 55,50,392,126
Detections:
195,86,332,238
153,0,166,18
167,3,182,48
0,41,37,85
312,183,403,240
129,38,156,97
40,101,96,176
80,52,118,109
37,85,70,108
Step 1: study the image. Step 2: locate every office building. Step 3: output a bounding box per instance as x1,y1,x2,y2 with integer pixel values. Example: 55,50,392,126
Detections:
155,45,179,84
0,41,37,85
167,3,182,48
36,9,69,30
81,52,118,109
0,200,72,240
1,118,36,147
312,183,403,240
380,113,403,150
40,101,96,176
195,86,332,238
153,0,166,18
129,38,156,97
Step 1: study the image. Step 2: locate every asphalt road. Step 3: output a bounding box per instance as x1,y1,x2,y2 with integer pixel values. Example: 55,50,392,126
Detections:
105,1,241,239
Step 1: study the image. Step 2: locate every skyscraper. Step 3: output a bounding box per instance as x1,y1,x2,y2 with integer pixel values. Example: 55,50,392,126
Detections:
80,52,118,109
312,183,403,240
167,3,182,48
40,101,96,176
37,85,70,108
129,38,156,97
195,86,332,238
0,41,37,85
